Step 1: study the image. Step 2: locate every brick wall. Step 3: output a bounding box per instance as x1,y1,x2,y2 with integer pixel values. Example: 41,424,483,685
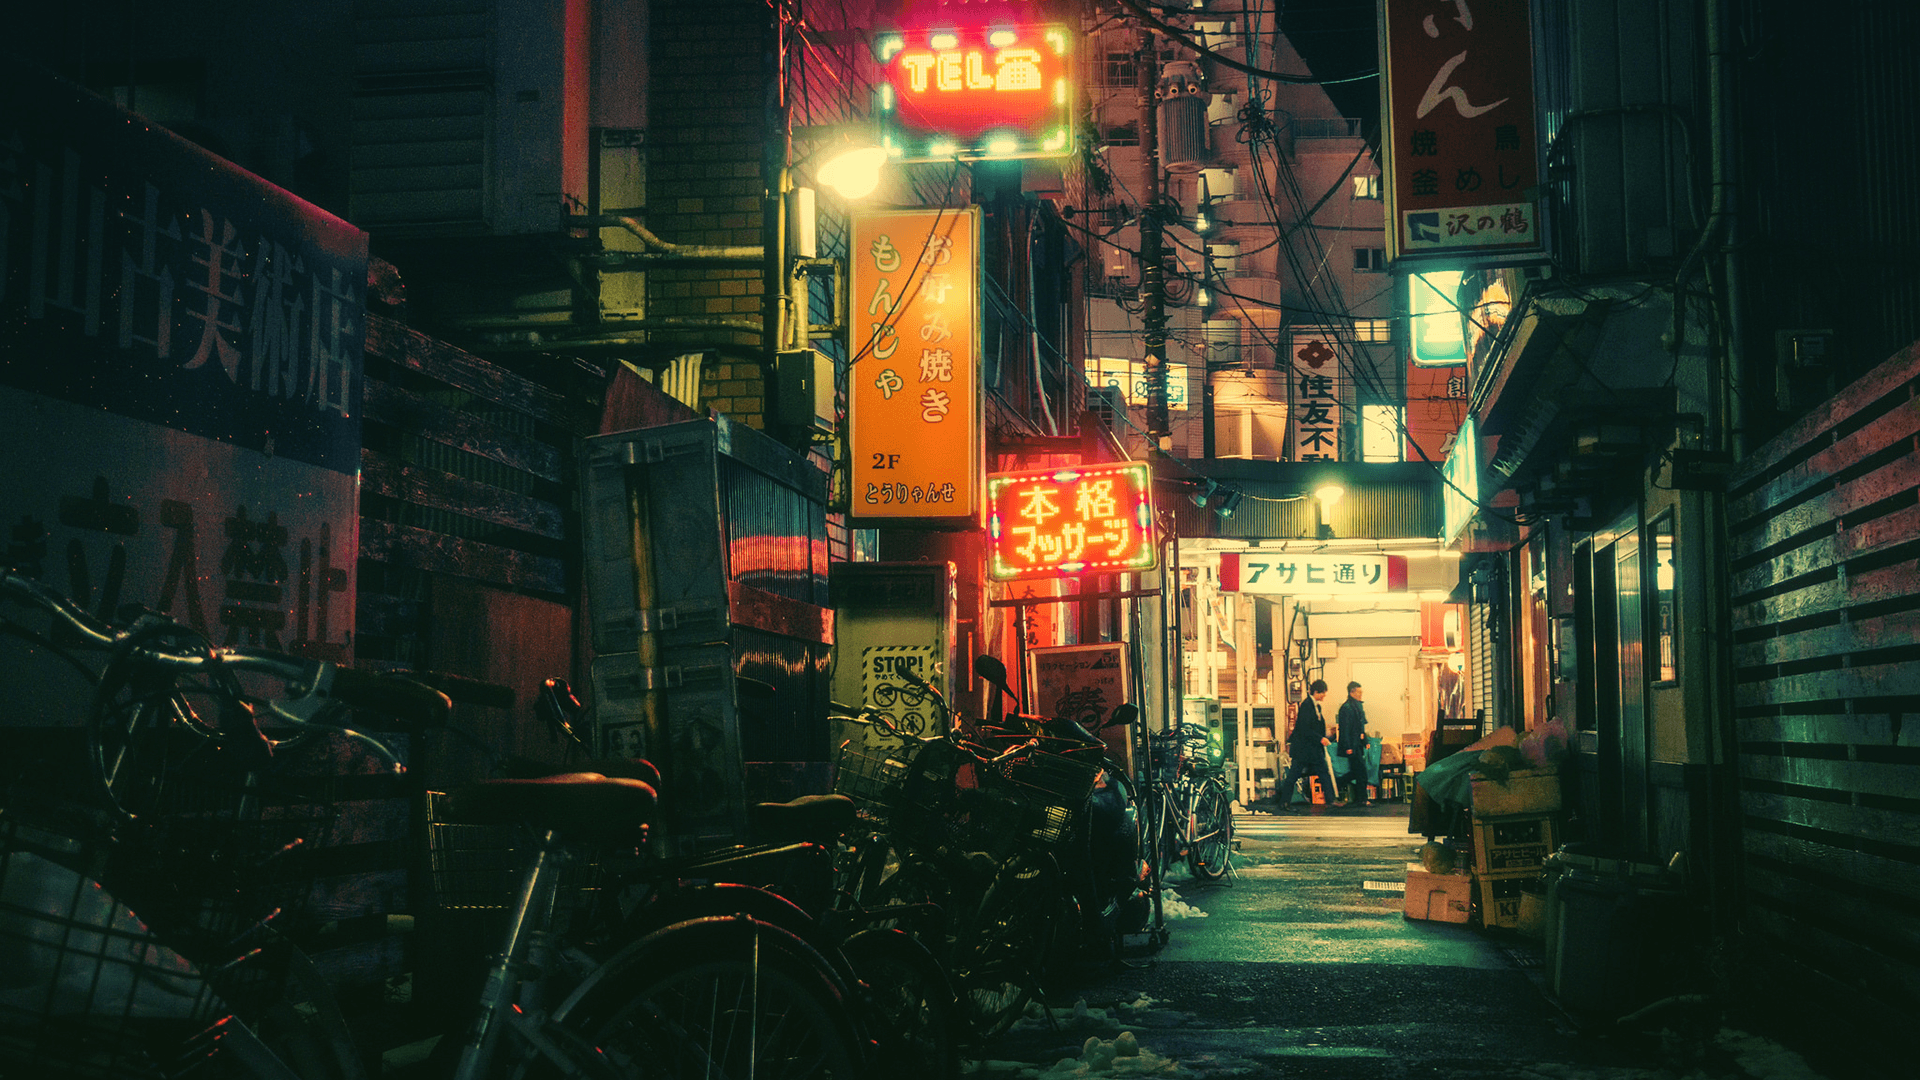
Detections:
648,0,771,427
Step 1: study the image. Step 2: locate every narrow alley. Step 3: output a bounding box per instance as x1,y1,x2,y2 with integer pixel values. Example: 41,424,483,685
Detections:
973,807,1839,1080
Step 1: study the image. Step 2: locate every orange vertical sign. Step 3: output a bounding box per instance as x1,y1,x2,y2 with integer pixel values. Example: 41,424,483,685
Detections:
849,208,982,525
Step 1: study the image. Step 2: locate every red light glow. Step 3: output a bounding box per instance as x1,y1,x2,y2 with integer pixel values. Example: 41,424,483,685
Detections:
986,462,1156,581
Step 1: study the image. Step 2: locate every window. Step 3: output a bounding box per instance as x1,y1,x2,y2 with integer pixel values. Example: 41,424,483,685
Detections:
1103,52,1137,88
1103,121,1139,147
1353,247,1386,272
1652,513,1677,684
1352,174,1381,199
1352,318,1392,343
1361,404,1402,462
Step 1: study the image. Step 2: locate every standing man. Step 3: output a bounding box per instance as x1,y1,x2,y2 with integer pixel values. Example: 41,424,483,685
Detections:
1279,679,1335,810
1336,681,1370,807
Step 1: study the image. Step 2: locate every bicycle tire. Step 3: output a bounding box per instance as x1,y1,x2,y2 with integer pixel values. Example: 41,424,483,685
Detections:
1186,777,1234,883
950,852,1065,1040
839,928,960,1080
548,915,864,1080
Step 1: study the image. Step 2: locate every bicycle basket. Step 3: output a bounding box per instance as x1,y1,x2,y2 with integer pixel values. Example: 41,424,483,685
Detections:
987,750,1100,851
832,743,910,823
422,791,607,932
0,815,300,1078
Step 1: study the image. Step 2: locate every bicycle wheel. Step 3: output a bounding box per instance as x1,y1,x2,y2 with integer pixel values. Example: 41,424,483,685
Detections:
1186,777,1234,883
950,853,1064,1040
839,928,959,1080
553,916,864,1080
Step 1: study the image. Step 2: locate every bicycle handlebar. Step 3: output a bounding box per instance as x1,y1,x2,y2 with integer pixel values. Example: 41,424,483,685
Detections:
2,570,447,771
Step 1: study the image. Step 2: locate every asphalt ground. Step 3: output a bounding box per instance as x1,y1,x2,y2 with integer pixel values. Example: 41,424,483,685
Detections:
966,803,1829,1080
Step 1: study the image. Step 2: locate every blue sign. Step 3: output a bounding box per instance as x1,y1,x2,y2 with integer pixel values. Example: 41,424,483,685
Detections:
0,63,366,475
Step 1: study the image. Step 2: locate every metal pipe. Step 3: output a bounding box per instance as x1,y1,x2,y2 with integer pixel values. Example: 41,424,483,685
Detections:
612,216,763,260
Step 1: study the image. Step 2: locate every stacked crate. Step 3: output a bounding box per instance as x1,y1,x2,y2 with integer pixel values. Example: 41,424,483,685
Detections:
1467,768,1563,929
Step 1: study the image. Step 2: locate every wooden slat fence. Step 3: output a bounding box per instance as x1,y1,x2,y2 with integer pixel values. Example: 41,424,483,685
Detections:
310,316,593,1002
1724,338,1920,1038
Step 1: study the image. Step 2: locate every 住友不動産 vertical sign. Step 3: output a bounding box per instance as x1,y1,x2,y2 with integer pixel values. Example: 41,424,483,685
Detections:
850,208,982,526
1381,0,1541,262
986,463,1157,581
874,23,1074,162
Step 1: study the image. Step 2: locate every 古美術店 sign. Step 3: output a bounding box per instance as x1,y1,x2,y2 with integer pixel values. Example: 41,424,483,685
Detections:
849,208,983,527
1217,552,1408,596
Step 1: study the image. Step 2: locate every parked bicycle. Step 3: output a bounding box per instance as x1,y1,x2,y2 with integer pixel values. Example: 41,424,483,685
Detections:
0,570,873,1079
1144,726,1235,886
829,688,1086,1040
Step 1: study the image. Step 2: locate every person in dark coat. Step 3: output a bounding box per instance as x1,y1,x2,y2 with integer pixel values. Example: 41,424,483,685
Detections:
1336,681,1371,806
1278,679,1335,810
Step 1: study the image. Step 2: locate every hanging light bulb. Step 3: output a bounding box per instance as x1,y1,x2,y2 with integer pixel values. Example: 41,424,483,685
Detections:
1190,479,1219,508
1213,489,1243,519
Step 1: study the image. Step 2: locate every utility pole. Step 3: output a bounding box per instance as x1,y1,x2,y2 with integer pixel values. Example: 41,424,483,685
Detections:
1137,27,1169,442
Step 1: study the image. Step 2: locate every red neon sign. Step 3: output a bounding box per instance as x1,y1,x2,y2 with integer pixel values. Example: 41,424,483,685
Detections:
875,23,1074,161
987,463,1157,581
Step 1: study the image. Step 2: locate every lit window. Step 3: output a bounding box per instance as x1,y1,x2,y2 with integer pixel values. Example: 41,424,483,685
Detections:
1352,318,1392,343
1352,174,1381,199
1361,404,1402,462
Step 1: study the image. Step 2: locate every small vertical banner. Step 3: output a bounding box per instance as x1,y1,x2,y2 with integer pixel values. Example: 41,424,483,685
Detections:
1381,0,1542,262
849,208,983,526
1290,328,1343,462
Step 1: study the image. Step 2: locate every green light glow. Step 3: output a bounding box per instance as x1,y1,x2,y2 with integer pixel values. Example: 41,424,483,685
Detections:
877,34,904,61
1041,129,1067,151
930,32,958,49
986,136,1019,155
989,30,1016,46
928,139,957,158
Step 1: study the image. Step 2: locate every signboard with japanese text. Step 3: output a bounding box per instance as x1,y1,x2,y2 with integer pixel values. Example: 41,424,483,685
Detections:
1289,329,1343,462
1381,0,1542,261
1442,415,1481,544
849,208,982,527
0,65,364,725
875,23,1074,162
986,462,1156,581
1027,642,1129,728
1217,551,1409,596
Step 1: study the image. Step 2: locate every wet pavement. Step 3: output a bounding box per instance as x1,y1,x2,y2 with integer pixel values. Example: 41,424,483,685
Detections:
966,803,1836,1079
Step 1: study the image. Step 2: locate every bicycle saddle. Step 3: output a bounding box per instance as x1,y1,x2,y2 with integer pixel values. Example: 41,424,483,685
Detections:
748,793,857,845
442,772,658,847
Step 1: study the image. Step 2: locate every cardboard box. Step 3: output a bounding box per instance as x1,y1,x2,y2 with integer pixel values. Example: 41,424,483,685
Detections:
1475,870,1537,929
1470,814,1562,874
1470,767,1563,818
1404,864,1473,924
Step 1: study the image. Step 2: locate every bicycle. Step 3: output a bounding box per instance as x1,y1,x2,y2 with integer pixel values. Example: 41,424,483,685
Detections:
830,700,1086,1041
0,570,872,1079
1144,727,1235,886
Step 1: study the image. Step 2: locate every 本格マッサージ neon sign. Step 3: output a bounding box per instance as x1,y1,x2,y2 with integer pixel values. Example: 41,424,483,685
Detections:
987,462,1157,581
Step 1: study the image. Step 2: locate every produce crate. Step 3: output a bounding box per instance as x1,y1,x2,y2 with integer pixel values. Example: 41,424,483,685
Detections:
1404,864,1472,924
1475,870,1537,929
1469,814,1562,874
1470,767,1563,818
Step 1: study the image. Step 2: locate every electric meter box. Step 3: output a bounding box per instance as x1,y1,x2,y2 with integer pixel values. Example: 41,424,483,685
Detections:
828,562,959,752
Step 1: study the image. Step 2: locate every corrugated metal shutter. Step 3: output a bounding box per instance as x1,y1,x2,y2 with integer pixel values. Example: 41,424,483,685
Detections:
350,0,491,229
1468,557,1504,734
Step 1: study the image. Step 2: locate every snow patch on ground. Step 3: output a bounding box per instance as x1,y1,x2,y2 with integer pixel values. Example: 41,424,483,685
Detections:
1026,1032,1184,1078
1159,888,1209,919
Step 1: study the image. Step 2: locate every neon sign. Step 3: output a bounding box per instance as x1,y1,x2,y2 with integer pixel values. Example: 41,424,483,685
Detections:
875,23,1074,162
986,463,1157,581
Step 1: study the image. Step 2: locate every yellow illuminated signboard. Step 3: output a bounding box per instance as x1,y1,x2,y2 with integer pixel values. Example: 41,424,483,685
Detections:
874,23,1074,162
849,208,982,527
986,462,1157,581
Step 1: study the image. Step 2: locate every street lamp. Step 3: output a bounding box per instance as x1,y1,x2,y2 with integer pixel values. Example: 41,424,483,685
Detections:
1314,483,1344,540
815,143,888,200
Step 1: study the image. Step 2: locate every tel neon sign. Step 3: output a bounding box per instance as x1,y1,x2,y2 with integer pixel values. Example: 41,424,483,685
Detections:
875,24,1074,162
986,463,1157,581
